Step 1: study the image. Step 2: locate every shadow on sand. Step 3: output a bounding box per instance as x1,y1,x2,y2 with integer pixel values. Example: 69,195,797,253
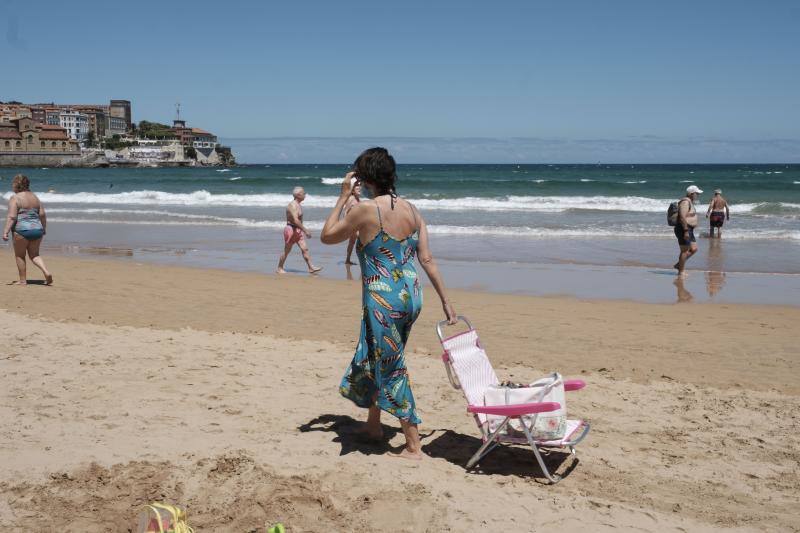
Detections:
299,414,577,481
298,414,400,457
422,429,578,481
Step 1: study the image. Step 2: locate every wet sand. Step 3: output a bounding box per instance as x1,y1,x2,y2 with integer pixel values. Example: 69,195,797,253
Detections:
28,219,800,304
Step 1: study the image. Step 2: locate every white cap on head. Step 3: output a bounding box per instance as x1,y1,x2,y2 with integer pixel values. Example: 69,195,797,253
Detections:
714,188,722,194
292,186,305,197
686,185,703,195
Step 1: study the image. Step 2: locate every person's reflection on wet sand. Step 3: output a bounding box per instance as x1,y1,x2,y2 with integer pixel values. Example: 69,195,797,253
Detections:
707,238,724,269
706,238,727,298
674,276,694,303
705,270,727,298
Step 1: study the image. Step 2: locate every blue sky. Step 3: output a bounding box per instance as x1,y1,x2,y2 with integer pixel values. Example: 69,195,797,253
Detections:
2,0,798,162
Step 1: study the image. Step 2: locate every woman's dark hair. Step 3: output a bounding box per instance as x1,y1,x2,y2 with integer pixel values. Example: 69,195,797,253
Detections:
354,147,398,208
12,174,30,193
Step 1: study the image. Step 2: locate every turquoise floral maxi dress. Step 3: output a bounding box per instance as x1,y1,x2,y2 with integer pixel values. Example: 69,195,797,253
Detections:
339,204,423,424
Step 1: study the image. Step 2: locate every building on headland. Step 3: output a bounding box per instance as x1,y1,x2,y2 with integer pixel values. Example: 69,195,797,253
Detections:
70,106,107,139
29,105,47,124
109,100,132,131
171,119,191,145
169,117,232,165
45,108,61,126
190,128,217,149
0,104,32,124
107,115,127,137
2,99,132,137
172,119,218,149
0,117,81,166
0,118,78,153
58,110,90,142
0,98,233,166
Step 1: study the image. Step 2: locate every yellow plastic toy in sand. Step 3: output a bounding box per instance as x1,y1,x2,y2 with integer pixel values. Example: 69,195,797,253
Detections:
136,503,194,533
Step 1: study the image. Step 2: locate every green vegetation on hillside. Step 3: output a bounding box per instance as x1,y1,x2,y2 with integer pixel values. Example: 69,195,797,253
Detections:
135,120,176,139
102,134,134,150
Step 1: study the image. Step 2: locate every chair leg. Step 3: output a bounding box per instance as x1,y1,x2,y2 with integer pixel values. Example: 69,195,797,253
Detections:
466,417,510,469
466,440,500,469
521,423,562,483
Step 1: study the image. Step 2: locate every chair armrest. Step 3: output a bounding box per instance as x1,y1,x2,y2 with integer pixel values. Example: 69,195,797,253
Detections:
468,402,561,417
564,379,586,392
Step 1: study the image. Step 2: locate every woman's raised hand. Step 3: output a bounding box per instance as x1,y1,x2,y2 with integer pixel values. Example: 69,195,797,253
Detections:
340,172,357,198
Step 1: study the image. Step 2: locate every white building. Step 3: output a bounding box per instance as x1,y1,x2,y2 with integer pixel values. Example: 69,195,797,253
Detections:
59,110,89,142
114,139,186,163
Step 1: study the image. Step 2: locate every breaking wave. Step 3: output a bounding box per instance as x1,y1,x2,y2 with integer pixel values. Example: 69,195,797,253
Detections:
9,190,799,216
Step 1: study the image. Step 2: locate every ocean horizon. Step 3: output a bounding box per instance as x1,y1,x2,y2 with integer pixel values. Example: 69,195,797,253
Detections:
218,137,800,165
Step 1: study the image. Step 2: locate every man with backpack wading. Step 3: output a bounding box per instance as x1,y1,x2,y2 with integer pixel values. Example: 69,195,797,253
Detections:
669,185,703,277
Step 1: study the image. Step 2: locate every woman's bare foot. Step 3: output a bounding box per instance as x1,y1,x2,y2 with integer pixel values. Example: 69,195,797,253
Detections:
309,266,323,274
276,268,287,274
345,259,357,265
15,280,27,286
45,274,53,285
388,447,424,461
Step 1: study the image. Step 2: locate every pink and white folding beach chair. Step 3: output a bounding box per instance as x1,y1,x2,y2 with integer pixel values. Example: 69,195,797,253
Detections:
438,316,590,483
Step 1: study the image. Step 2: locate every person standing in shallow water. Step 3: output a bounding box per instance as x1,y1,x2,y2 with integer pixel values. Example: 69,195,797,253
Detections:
706,189,730,239
277,186,322,274
674,185,702,277
321,147,457,460
2,174,53,285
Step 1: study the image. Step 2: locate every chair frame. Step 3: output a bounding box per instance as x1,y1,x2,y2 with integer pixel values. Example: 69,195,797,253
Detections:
438,316,590,483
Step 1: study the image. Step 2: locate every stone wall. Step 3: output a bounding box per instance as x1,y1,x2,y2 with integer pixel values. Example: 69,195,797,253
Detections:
0,153,83,167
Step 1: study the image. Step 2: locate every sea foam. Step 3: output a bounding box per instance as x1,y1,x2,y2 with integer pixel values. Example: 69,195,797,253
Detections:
12,190,798,215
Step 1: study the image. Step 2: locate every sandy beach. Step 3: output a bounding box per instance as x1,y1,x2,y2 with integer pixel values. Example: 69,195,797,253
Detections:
1,256,799,531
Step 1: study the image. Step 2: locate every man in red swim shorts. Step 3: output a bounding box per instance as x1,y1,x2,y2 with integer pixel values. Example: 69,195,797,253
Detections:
277,186,323,274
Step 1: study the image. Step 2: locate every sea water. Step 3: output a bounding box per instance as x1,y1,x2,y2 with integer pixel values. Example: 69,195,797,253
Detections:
2,164,799,303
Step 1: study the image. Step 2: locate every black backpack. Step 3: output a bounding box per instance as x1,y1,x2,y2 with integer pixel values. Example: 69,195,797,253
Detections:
666,198,687,226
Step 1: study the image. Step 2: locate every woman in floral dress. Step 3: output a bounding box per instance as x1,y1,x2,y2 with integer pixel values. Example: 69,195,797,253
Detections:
321,147,456,460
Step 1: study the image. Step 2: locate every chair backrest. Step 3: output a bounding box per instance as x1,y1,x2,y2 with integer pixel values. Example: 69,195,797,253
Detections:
441,329,499,424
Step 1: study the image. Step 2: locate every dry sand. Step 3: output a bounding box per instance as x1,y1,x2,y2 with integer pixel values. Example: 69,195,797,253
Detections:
0,256,798,532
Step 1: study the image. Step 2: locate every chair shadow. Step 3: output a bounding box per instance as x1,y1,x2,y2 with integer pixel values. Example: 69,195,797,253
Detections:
298,414,401,457
422,429,578,482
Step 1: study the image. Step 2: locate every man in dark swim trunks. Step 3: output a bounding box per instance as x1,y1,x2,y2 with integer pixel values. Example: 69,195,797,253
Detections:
706,189,730,239
674,185,702,277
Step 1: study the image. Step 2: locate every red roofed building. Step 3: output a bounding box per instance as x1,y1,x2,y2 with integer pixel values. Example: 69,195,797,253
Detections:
190,127,217,148
0,104,32,124
170,119,218,149
0,118,79,154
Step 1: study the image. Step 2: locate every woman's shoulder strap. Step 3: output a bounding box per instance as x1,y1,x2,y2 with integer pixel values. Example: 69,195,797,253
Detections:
375,200,383,229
